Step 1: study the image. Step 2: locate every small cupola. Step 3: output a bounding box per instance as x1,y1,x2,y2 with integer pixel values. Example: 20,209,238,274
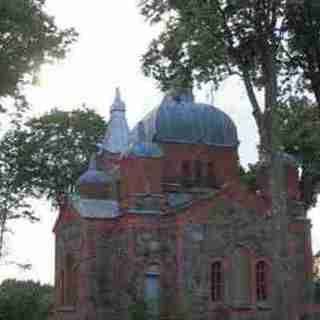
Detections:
77,155,113,199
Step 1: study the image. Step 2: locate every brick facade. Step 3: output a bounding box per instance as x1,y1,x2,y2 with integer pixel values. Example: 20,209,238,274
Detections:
52,91,318,320
52,143,317,320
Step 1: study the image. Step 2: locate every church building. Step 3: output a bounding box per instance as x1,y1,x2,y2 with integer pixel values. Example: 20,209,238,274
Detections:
53,88,316,320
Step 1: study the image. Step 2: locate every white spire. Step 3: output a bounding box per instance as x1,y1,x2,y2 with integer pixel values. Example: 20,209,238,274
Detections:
111,87,126,112
100,87,129,154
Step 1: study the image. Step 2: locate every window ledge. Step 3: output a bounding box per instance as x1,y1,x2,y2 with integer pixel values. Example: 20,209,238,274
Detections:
56,306,76,313
256,301,272,310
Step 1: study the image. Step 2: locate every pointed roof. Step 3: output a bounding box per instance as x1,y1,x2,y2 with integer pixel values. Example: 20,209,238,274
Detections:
111,87,126,112
77,154,111,186
100,88,130,154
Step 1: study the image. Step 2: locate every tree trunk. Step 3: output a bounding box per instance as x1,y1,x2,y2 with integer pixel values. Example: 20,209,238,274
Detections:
242,47,291,319
310,73,320,114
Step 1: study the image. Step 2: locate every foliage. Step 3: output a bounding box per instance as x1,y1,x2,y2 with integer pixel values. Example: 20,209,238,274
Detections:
0,108,106,257
239,164,259,192
276,98,320,208
0,279,53,320
0,0,77,111
0,133,38,259
1,108,107,205
140,0,320,159
239,97,320,208
285,1,320,108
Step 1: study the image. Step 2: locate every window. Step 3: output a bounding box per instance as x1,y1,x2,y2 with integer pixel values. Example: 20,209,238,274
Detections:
194,160,202,183
182,161,191,177
256,261,268,301
207,162,217,187
182,160,193,186
211,261,223,302
145,272,160,316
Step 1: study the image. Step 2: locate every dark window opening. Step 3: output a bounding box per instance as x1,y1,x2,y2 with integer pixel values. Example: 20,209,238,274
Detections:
194,160,202,184
256,261,268,301
207,162,218,188
211,261,223,302
182,161,191,177
182,160,193,186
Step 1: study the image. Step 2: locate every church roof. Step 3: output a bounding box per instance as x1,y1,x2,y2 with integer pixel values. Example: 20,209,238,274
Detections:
131,90,239,147
70,195,120,219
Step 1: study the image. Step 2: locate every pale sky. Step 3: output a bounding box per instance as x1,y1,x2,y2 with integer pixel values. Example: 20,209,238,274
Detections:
0,0,318,285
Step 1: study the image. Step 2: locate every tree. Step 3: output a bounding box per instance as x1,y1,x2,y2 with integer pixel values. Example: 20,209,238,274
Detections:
0,0,77,112
0,279,53,320
140,0,290,157
277,98,320,209
2,108,107,204
286,1,320,111
139,2,317,318
0,108,107,257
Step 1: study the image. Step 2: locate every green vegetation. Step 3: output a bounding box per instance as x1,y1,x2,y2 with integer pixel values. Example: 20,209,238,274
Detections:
139,0,320,152
140,0,320,208
0,279,53,320
0,108,107,257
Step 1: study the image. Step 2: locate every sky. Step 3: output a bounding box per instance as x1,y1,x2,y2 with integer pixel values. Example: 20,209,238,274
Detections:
0,0,319,285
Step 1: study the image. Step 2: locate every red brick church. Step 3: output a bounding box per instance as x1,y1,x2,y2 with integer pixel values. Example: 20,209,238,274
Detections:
52,89,317,320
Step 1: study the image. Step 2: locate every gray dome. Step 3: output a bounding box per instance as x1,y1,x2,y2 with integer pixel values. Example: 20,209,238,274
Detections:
77,156,112,186
131,92,239,147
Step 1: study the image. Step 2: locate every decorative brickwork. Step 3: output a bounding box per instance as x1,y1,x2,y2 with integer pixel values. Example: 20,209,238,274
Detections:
52,90,317,320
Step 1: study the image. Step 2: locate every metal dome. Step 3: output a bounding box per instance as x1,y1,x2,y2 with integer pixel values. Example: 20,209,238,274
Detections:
77,155,113,186
131,91,239,147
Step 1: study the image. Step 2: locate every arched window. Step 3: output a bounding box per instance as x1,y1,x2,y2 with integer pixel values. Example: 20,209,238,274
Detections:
194,160,202,183
182,160,192,186
256,261,268,301
211,261,223,302
182,161,191,178
145,265,160,316
207,162,217,187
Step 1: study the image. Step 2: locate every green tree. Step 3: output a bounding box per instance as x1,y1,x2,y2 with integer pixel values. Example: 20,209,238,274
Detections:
0,279,53,320
0,108,107,257
140,0,289,157
286,1,320,111
139,2,318,318
140,0,320,153
0,0,77,112
277,98,320,209
2,108,107,204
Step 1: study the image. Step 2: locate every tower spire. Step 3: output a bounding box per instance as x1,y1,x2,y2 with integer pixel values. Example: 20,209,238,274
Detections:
110,87,126,113
100,87,129,154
